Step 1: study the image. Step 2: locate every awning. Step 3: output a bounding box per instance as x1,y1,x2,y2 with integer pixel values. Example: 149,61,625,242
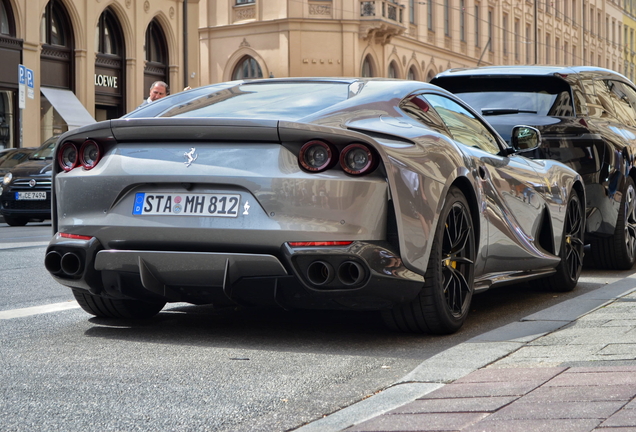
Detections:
40,87,96,129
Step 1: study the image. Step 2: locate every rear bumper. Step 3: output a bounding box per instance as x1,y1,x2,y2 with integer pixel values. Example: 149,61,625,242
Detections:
45,235,424,311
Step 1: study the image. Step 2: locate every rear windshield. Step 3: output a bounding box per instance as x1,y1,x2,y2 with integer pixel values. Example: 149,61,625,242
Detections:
434,76,574,117
138,82,351,121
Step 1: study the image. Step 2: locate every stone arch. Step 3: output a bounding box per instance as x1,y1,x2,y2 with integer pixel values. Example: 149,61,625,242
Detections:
359,46,379,77
224,47,268,81
405,61,421,81
387,51,403,78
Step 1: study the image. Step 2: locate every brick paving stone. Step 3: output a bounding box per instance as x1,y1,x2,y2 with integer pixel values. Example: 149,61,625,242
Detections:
521,384,636,403
388,396,518,414
563,366,636,373
452,367,565,383
546,372,636,387
486,401,624,421
420,381,540,399
600,408,636,427
462,418,601,432
345,412,489,432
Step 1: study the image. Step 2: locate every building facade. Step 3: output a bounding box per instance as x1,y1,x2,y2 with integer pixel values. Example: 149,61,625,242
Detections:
2,0,636,150
0,0,199,150
199,1,627,85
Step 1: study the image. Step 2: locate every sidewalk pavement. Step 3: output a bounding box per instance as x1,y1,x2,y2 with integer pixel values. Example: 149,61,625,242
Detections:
296,273,636,432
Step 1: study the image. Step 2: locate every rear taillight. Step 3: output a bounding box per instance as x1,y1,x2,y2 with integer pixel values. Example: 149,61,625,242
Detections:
299,140,336,172
58,142,78,172
58,140,103,172
339,143,377,175
79,140,101,169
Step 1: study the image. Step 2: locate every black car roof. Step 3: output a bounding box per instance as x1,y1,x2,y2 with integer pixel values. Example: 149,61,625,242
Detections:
434,65,632,82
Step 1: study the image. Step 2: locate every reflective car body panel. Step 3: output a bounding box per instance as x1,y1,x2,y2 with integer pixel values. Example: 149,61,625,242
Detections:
432,66,636,238
46,79,583,312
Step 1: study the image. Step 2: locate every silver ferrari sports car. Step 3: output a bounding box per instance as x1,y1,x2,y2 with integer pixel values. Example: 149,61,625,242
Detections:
45,78,585,334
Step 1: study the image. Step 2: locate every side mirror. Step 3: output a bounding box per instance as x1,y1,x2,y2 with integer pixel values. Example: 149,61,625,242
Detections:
510,125,542,151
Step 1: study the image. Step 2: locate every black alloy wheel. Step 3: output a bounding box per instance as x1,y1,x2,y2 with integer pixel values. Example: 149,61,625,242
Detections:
382,186,475,334
542,190,584,292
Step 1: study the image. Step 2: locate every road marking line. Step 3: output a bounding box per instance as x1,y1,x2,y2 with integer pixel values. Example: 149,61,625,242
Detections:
0,301,80,319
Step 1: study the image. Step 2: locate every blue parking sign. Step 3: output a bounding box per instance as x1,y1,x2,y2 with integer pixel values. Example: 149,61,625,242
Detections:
18,64,25,85
26,68,34,88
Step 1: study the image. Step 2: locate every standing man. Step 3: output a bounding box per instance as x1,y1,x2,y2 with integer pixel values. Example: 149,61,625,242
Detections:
136,81,169,109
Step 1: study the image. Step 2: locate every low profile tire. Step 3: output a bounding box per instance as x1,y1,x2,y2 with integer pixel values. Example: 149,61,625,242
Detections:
540,190,584,292
588,176,636,270
382,186,475,335
72,289,166,319
3,216,28,227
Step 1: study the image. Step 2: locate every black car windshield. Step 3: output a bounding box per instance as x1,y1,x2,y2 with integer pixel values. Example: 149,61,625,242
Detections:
30,138,57,160
155,82,350,120
434,76,573,117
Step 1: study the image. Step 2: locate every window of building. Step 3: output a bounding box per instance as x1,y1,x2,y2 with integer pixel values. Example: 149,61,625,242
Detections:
236,0,255,4
407,66,417,80
503,14,509,56
427,1,433,31
474,3,480,47
142,19,168,112
488,9,494,52
409,0,415,24
444,0,450,37
95,9,121,55
40,0,70,47
571,0,576,26
361,56,374,77
555,37,560,64
232,56,263,79
388,62,399,78
546,34,551,64
0,0,12,35
459,0,465,42
514,19,519,61
526,24,531,63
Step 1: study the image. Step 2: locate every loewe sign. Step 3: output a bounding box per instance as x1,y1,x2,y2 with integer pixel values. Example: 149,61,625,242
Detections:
94,74,118,88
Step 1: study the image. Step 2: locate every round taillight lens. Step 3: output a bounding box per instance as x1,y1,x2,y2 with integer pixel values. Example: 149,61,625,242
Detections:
299,140,335,172
340,143,376,175
80,140,101,169
58,142,78,172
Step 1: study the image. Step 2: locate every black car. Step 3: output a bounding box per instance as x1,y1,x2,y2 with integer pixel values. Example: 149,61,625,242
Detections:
432,66,636,270
0,136,57,226
0,147,36,177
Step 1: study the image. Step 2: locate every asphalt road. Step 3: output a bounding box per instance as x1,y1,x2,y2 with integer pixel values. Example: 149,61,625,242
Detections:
0,223,629,432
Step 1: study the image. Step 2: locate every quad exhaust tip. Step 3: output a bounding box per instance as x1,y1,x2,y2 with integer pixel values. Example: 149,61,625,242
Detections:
45,250,84,277
305,259,367,288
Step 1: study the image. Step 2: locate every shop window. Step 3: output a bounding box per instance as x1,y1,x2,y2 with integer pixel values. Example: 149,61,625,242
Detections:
143,18,168,95
96,9,122,56
232,56,263,79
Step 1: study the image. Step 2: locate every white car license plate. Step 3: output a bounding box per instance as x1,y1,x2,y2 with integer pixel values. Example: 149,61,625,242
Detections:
133,193,241,217
16,191,47,200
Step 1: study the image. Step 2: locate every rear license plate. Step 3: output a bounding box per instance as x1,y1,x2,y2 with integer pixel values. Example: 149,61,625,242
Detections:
132,193,241,217
16,192,47,200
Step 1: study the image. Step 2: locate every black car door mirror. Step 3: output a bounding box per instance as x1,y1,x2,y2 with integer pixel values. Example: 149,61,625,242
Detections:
511,126,542,152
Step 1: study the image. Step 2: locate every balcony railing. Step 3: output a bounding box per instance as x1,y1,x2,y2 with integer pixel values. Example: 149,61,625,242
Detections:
360,1,406,44
361,1,404,25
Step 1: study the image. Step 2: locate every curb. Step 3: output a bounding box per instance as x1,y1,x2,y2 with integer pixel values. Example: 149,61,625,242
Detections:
294,274,636,432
